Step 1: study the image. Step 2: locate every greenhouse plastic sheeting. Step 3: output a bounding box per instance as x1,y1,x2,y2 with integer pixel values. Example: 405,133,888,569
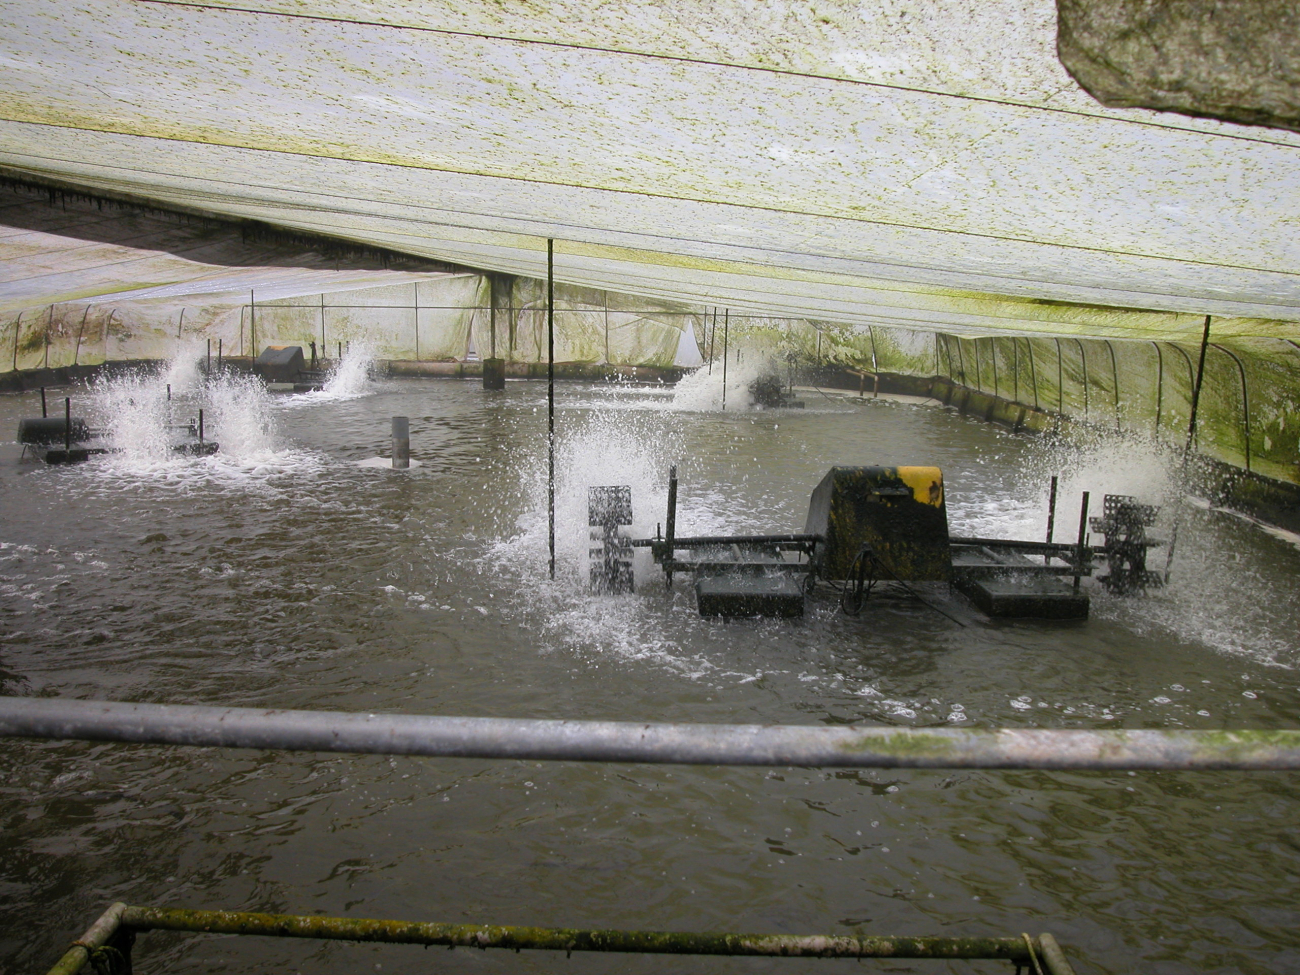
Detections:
0,1,1298,482
0,0,1298,340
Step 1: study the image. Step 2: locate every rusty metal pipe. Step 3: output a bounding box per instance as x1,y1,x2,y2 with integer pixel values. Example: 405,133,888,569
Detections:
115,905,1034,961
4,697,1300,770
45,902,126,975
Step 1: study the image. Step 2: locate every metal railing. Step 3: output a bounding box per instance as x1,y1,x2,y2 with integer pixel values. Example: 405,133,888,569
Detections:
4,697,1300,769
15,694,1298,975
49,903,1078,975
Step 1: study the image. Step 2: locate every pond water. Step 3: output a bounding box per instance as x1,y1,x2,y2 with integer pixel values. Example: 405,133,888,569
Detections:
2,358,1299,974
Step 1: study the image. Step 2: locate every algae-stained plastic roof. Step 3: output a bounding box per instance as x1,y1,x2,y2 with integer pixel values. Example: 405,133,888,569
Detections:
1,0,1299,342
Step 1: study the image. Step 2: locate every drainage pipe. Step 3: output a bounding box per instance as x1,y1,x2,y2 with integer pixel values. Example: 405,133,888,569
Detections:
3,698,1300,770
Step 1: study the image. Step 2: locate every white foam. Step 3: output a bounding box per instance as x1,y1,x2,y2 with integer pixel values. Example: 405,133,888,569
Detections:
80,354,325,487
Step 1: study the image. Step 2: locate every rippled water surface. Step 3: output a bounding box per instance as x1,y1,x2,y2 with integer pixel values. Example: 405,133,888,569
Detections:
2,367,1299,974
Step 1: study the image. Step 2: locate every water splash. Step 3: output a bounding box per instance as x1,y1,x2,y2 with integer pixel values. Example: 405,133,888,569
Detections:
319,343,375,400
669,358,765,411
945,424,1300,669
82,356,323,484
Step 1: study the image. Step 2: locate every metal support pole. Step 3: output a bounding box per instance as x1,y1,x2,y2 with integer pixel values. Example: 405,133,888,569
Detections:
177,307,185,341
40,386,47,418
320,293,326,355
547,239,555,580
665,464,678,589
44,304,52,369
391,416,409,470
206,338,211,375
1045,475,1058,564
972,338,982,391
64,397,71,453
5,697,1300,770
415,282,421,361
1105,339,1120,430
217,338,222,368
1073,491,1089,591
707,307,716,374
721,309,729,410
1186,315,1213,456
869,324,879,397
1055,337,1063,414
991,337,998,399
12,310,22,371
249,288,256,356
73,307,88,367
198,409,204,446
1076,339,1089,419
1153,342,1164,436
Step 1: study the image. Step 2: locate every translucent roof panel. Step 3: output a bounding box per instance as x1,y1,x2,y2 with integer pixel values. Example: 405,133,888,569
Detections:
1,0,1298,342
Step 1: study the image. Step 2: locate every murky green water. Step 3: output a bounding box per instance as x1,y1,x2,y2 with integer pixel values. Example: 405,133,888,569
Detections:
2,369,1299,974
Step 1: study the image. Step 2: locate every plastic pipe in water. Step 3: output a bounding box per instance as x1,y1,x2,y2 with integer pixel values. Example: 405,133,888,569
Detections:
391,416,410,470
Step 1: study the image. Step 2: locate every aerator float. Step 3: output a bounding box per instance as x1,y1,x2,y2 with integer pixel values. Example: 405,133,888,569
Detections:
588,467,1164,622
17,392,217,464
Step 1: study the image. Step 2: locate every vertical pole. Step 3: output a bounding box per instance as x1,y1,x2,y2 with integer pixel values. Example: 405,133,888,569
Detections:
74,307,88,367
249,289,256,356
239,307,245,357
415,282,422,361
707,308,716,374
198,408,204,446
548,239,555,581
207,338,212,375
665,464,678,589
392,416,410,469
1153,342,1164,436
44,305,52,370
13,311,22,372
1045,474,1058,564
1185,315,1213,455
869,325,879,397
1107,339,1121,431
218,338,223,367
167,383,171,402
64,397,71,454
972,339,982,391
177,308,185,341
1077,339,1089,419
955,337,966,385
320,293,326,355
603,291,610,365
990,338,998,399
721,309,729,411
1073,491,1089,591
1055,338,1063,414
41,387,47,418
